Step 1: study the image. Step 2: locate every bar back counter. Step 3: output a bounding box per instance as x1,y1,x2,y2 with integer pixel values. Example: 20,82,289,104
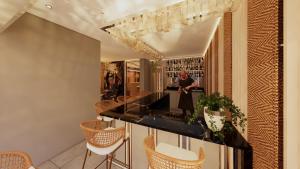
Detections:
96,92,252,169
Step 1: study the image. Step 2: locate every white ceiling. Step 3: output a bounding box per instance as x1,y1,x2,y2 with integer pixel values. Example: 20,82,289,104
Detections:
0,0,35,32
27,0,145,61
0,0,220,61
141,15,220,58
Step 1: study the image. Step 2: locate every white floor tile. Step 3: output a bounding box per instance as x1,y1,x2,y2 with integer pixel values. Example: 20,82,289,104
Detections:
60,153,106,169
61,154,85,169
61,152,122,169
41,141,124,169
85,153,106,168
38,161,59,169
51,141,86,167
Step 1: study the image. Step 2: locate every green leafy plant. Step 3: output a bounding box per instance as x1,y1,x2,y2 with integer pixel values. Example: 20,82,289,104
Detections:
189,92,247,139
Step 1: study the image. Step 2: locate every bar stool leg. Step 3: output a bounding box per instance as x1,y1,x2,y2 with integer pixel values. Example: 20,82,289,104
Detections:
108,154,113,169
82,149,89,169
128,138,131,169
106,155,108,169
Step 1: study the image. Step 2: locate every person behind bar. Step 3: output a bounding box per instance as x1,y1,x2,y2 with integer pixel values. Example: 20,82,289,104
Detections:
178,70,198,119
103,76,118,101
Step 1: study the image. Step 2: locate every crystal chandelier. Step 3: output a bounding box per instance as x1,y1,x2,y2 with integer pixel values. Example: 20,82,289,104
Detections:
102,0,241,59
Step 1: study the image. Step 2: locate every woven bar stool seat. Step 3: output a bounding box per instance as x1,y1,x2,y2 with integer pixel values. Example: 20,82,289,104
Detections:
144,135,205,169
0,151,35,169
80,120,129,169
86,127,125,155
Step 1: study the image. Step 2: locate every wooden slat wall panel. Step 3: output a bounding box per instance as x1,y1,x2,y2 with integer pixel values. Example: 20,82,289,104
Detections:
278,1,284,168
247,0,283,168
204,30,219,95
205,45,212,95
224,13,232,98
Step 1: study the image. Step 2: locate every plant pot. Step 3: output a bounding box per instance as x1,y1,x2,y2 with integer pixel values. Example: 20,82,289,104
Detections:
204,107,226,132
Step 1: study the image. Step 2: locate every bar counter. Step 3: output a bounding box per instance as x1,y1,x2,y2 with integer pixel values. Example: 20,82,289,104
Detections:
95,90,152,113
96,92,252,169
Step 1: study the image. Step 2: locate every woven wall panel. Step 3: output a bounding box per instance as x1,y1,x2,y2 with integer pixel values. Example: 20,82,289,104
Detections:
248,0,283,168
224,13,232,98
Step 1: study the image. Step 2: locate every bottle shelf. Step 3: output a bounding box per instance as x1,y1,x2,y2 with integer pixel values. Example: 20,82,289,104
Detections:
164,57,205,79
165,70,204,72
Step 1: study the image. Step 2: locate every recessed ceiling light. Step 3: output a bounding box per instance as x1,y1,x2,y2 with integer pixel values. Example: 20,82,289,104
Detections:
45,4,53,9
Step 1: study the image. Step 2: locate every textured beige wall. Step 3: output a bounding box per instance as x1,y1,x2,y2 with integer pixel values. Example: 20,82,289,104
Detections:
284,0,300,168
0,13,100,165
232,0,248,138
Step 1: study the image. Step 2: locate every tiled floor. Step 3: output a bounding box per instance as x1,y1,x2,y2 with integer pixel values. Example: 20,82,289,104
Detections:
38,141,119,169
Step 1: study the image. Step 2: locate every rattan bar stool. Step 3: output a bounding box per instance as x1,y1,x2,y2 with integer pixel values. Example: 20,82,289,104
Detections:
144,135,205,169
96,115,114,127
91,116,114,157
80,120,130,169
0,151,35,169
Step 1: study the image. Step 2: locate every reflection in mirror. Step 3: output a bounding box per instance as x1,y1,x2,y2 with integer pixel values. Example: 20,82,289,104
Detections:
100,61,125,101
126,60,141,96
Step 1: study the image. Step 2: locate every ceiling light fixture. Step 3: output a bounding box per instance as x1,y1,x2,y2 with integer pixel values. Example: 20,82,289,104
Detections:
101,0,241,60
45,4,53,9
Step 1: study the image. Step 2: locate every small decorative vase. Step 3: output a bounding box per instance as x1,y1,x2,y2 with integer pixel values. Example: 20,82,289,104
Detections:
204,107,226,132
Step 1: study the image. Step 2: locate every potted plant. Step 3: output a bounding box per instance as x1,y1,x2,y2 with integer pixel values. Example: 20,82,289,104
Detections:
189,92,247,139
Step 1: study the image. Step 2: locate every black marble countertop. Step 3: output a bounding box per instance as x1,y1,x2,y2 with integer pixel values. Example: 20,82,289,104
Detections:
99,92,251,150
98,92,253,168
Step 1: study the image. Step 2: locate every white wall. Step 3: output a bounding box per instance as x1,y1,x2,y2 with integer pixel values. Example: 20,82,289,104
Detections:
0,13,100,165
218,17,224,95
284,0,300,168
232,0,248,138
